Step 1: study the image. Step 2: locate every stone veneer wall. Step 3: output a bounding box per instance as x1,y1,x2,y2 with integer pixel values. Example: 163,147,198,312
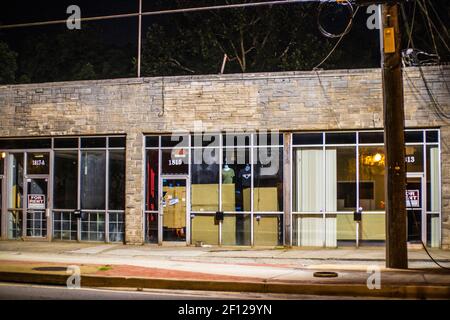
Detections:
0,66,449,247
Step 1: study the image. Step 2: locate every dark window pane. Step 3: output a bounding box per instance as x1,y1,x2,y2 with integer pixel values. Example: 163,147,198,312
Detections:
80,151,106,210
161,149,189,175
222,133,251,147
325,132,356,144
405,131,423,143
54,151,78,209
292,133,323,145
426,130,439,143
191,148,219,211
54,138,78,149
108,150,125,210
108,136,126,148
146,149,159,211
191,134,220,147
222,148,251,212
0,153,5,175
8,153,24,209
359,132,384,144
161,135,189,148
81,137,106,148
255,133,283,146
0,139,51,149
27,152,50,174
405,145,423,172
331,147,357,211
146,136,159,148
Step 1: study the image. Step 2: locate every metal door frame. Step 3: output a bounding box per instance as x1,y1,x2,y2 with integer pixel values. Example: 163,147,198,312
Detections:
158,175,190,245
406,172,426,243
23,151,52,240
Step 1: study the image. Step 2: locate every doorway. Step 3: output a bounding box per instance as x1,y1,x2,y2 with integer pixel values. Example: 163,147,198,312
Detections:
406,173,425,243
160,177,189,244
25,177,49,237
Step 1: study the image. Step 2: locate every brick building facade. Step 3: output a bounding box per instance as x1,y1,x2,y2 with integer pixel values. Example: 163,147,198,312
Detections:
0,66,448,248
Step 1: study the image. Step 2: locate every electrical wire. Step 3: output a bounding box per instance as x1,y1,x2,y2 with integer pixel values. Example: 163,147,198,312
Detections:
401,1,450,271
406,189,450,270
401,1,450,121
317,0,354,38
313,5,360,70
0,0,318,30
416,0,450,54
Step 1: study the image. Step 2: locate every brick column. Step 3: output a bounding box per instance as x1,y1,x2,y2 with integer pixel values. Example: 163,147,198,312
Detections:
125,130,145,244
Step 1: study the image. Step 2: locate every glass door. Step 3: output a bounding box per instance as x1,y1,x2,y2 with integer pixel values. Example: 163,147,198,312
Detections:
25,177,49,237
25,152,50,238
161,177,188,243
406,174,425,243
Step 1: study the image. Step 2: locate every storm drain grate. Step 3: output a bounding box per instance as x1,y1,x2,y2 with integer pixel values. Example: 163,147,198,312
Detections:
32,266,68,272
313,271,338,278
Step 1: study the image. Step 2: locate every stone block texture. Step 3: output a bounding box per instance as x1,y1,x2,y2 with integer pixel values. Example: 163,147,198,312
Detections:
0,66,449,247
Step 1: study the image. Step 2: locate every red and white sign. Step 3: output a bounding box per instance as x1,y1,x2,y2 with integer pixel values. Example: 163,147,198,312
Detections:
406,190,420,208
28,194,46,210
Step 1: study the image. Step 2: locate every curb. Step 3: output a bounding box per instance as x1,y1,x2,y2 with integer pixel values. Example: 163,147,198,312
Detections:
0,271,449,299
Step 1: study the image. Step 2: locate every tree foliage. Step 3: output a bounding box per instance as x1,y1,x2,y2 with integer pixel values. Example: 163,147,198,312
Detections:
0,41,17,84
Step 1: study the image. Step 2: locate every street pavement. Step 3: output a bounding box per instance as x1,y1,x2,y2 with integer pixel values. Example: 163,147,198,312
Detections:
0,283,373,300
0,241,449,299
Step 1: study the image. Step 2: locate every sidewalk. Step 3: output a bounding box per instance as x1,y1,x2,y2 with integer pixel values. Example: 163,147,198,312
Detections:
0,241,449,298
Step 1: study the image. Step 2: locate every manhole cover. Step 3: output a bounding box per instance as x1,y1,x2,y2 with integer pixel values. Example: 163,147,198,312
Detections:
313,271,338,278
32,266,67,272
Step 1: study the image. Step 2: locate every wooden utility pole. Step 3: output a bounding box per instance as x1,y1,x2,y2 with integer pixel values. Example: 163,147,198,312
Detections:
381,2,408,269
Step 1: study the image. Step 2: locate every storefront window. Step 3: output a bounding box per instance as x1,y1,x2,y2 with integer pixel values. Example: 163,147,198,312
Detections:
253,214,283,246
191,214,219,245
108,150,125,210
145,149,159,211
191,147,219,211
8,153,24,239
293,147,324,212
54,151,78,209
253,147,283,212
359,146,385,211
405,145,424,172
0,152,5,174
80,151,106,210
161,148,189,175
222,214,251,246
27,152,50,175
426,145,439,212
8,153,24,209
222,148,251,212
331,147,357,211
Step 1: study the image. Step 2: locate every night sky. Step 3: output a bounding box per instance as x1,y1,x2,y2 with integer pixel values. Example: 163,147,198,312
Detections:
0,0,448,82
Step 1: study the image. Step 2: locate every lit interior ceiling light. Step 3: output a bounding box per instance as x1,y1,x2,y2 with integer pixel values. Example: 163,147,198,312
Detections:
373,153,382,162
1,152,5,159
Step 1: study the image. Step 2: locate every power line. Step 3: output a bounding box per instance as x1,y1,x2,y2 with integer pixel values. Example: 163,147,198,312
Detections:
0,0,320,30
313,5,360,70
